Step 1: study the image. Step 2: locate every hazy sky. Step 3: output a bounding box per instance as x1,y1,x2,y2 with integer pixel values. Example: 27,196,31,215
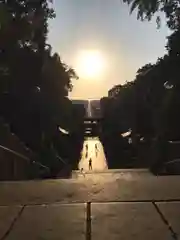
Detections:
48,0,170,100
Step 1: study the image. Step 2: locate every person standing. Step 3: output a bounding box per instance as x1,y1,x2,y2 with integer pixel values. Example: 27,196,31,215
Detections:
95,143,98,157
89,158,92,170
85,144,88,152
85,144,88,158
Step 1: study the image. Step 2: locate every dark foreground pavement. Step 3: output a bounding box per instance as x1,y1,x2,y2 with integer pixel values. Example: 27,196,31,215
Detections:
0,169,180,239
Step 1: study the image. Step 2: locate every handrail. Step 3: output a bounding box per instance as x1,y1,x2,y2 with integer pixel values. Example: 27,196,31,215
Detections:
32,160,50,171
0,144,30,161
56,154,68,165
169,141,180,144
165,159,180,165
0,144,50,172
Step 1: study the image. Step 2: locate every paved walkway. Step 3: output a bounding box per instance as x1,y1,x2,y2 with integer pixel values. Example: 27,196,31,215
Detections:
0,170,180,239
78,137,108,171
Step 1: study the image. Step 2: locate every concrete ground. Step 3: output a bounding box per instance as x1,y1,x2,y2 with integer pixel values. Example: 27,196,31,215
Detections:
0,169,180,239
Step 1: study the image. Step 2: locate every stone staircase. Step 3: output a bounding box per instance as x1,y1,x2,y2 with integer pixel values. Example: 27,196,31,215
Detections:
1,169,180,239
0,118,33,159
0,118,45,180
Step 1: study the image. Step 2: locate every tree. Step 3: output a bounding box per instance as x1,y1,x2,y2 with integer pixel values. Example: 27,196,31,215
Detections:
123,0,180,30
0,1,84,176
0,0,55,145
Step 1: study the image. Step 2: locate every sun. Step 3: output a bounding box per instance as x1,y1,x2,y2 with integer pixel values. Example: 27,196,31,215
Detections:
75,50,105,80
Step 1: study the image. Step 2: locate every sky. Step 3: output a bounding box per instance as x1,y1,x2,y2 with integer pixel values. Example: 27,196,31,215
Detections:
48,0,170,100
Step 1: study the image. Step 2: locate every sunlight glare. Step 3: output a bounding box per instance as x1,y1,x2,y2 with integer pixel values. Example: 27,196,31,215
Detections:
75,50,105,81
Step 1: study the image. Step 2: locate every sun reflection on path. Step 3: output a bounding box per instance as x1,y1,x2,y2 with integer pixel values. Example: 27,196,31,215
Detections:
78,137,108,171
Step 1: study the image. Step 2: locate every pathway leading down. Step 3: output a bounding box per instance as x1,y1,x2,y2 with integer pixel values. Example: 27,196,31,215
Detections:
78,137,108,171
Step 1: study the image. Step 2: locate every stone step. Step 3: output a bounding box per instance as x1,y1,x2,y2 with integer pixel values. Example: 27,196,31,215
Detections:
1,171,180,239
73,168,150,174
72,168,152,179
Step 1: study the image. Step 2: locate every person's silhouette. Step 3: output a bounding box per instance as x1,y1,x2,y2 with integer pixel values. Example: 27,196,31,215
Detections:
89,158,92,170
95,144,98,157
85,144,88,158
80,168,85,177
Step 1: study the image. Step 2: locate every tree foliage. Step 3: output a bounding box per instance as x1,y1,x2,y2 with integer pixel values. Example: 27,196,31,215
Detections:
123,0,180,30
101,26,180,170
0,0,84,177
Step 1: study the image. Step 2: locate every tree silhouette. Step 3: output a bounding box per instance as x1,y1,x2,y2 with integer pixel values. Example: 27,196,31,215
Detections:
123,0,180,30
101,25,180,171
0,0,84,177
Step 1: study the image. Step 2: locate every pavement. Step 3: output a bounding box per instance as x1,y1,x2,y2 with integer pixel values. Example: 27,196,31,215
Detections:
78,138,108,171
0,169,180,239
